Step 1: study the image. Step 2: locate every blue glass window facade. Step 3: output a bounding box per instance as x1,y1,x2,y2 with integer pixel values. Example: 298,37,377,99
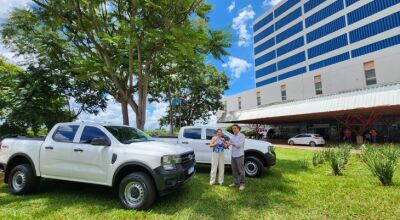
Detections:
254,13,274,32
274,0,300,18
305,0,344,28
276,22,303,44
308,34,348,59
254,0,400,88
256,63,277,78
275,7,302,31
254,38,275,55
306,16,346,43
309,52,350,71
278,67,307,80
255,51,276,66
351,35,400,58
304,0,326,13
349,12,400,43
278,51,306,70
254,25,274,43
277,36,304,57
345,0,358,7
256,76,277,87
347,0,400,25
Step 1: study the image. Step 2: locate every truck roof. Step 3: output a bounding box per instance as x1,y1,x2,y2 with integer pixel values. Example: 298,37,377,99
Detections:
55,121,132,128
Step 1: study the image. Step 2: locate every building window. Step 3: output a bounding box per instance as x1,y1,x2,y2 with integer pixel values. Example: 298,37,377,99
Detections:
281,85,287,101
364,61,377,86
238,97,242,110
256,92,261,106
314,75,323,95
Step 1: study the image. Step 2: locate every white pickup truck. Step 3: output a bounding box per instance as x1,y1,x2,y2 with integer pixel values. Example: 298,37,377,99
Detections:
155,126,276,177
0,122,195,210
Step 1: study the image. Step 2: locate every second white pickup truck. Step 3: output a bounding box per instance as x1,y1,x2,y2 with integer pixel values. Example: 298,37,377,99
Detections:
0,122,195,210
155,126,276,177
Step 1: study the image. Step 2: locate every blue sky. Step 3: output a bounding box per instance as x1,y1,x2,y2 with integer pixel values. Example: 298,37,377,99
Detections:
0,0,281,128
206,0,278,96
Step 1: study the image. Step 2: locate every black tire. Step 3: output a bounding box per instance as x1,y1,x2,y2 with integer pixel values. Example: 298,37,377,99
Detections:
118,172,156,210
8,164,39,195
309,141,316,147
289,141,295,145
244,156,264,178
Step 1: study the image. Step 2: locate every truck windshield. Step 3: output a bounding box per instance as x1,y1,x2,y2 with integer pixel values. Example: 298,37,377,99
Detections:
104,126,154,144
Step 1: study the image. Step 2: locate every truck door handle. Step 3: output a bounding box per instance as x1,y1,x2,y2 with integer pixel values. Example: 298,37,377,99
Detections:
74,148,84,152
45,146,54,150
181,141,189,144
205,143,210,145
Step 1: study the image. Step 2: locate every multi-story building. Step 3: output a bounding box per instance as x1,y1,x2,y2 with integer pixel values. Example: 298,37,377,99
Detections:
219,0,400,142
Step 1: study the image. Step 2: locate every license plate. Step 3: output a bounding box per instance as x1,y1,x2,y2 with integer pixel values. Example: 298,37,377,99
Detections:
188,166,194,175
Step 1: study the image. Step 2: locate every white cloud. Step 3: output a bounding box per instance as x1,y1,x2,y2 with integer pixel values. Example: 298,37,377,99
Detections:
0,0,31,19
222,56,251,79
227,1,235,12
0,0,31,64
145,102,168,130
232,5,255,47
262,0,283,8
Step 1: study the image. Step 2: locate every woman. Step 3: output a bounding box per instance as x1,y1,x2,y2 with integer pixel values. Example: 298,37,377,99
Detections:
209,128,228,185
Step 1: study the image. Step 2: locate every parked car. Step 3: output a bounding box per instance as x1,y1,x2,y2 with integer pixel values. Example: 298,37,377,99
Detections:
288,133,325,146
0,122,195,210
154,126,276,177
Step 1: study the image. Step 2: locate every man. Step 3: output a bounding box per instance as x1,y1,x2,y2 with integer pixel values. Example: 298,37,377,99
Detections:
229,124,246,190
343,128,352,143
370,129,377,144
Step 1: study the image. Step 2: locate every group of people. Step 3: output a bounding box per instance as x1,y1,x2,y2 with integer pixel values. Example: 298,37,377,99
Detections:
208,124,246,190
343,128,378,143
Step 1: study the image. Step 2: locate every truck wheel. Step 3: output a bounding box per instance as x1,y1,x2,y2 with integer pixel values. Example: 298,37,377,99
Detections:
244,156,264,178
8,164,38,195
119,172,156,210
309,141,316,147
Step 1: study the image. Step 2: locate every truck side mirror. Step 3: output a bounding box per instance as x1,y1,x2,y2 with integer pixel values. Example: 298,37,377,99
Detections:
91,137,111,146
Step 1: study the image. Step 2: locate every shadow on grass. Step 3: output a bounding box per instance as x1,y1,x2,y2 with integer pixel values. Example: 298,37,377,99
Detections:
0,158,306,219
152,159,304,219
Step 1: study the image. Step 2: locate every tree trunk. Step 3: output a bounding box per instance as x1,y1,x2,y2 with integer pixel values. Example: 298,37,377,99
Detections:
121,101,129,125
136,105,145,130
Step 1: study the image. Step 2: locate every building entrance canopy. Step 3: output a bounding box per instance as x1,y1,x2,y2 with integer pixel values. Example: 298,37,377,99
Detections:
219,83,400,124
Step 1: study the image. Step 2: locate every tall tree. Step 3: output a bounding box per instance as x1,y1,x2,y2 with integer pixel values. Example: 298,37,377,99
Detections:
151,62,229,128
4,0,229,130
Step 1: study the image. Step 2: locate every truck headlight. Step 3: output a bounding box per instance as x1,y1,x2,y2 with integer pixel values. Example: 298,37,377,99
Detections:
162,155,179,170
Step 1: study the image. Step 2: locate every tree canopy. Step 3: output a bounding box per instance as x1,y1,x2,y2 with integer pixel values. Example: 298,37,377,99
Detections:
1,0,230,130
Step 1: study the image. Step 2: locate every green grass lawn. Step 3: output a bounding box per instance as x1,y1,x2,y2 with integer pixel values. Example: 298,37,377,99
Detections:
1,148,400,220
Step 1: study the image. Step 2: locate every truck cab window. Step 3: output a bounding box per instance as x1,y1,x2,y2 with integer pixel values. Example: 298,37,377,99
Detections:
183,128,202,139
52,125,79,142
80,126,109,143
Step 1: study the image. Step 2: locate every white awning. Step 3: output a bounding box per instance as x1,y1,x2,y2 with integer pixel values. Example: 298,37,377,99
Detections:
220,82,400,123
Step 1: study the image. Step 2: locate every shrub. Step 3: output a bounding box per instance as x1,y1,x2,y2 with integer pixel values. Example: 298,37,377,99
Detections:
312,151,325,166
300,157,310,169
361,145,400,186
323,148,345,175
225,125,233,134
329,150,345,176
338,144,352,166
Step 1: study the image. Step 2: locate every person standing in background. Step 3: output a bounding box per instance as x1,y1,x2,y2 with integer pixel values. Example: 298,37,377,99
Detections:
370,129,377,144
229,124,246,190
